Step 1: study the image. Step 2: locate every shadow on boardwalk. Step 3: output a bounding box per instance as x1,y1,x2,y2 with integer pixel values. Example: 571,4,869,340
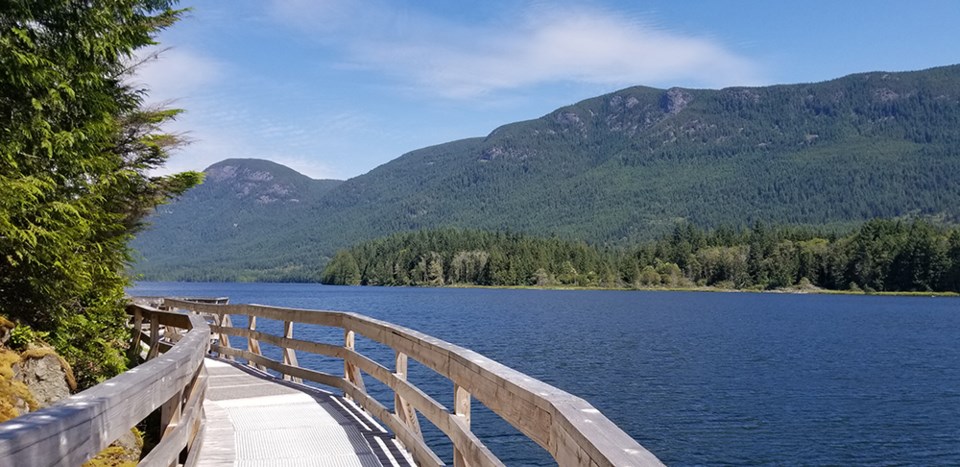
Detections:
197,358,414,467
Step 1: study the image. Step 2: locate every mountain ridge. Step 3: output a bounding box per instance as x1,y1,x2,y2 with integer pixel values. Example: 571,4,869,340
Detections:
131,64,960,281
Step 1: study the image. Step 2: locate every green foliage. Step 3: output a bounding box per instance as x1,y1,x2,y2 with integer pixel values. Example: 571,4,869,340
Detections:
7,323,49,351
323,220,960,294
134,66,960,281
320,251,361,285
320,229,619,288
130,158,341,282
0,0,200,387
945,231,960,292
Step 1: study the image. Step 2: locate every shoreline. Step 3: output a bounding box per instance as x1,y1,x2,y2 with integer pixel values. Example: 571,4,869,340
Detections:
133,279,960,298
442,283,959,297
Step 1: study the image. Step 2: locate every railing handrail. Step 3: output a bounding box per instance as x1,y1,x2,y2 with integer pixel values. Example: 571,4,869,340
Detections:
164,299,663,467
0,304,209,466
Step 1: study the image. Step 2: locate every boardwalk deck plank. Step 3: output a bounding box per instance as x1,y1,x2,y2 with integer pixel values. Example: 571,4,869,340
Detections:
195,358,412,467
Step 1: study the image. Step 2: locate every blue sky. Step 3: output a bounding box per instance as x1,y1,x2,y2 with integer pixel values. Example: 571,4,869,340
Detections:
139,0,960,180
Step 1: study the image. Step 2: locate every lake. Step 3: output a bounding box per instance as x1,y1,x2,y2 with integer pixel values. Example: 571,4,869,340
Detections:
129,282,960,466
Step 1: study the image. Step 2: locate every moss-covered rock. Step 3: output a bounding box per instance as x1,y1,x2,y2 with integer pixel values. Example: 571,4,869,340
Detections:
82,428,144,467
0,319,142,464
0,349,38,423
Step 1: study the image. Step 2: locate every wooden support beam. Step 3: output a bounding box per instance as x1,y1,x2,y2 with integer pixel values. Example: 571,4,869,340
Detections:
218,313,234,360
454,383,472,467
148,316,161,359
183,365,207,454
211,324,343,359
282,320,301,383
247,315,264,371
128,306,143,361
343,329,365,395
213,345,343,389
160,388,183,439
394,352,422,439
0,307,210,466
162,299,665,467
341,380,444,467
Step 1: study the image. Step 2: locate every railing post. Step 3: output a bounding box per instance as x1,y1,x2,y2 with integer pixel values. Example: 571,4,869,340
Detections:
129,306,143,361
218,313,234,360
282,320,302,383
343,330,366,394
148,314,161,359
184,365,206,454
394,352,422,437
453,384,472,467
247,315,264,371
159,387,183,467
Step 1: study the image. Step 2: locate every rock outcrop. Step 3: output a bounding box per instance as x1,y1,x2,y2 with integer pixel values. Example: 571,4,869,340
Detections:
13,349,75,407
660,87,692,114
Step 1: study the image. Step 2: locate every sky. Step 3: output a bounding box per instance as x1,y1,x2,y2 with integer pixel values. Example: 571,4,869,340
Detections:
138,0,960,180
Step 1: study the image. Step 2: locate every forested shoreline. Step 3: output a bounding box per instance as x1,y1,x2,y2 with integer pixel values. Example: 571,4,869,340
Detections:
321,219,960,294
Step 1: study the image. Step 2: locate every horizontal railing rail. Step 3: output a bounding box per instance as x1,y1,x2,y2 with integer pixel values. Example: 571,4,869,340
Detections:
0,304,209,467
164,299,663,467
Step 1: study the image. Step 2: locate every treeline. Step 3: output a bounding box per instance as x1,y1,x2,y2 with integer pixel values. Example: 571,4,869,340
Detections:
321,219,960,293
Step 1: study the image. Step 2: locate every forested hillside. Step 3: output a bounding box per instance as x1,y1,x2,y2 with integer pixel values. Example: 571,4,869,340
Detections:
132,65,960,281
322,221,960,293
131,159,341,281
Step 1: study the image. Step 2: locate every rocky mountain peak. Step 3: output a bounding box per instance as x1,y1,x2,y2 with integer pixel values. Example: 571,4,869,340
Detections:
205,164,275,183
202,158,314,204
660,87,692,114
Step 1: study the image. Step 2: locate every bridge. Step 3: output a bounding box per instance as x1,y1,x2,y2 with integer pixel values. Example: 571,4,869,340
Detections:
0,297,664,466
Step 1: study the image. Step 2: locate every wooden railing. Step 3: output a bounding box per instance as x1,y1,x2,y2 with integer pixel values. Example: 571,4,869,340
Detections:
164,299,664,467
0,303,209,466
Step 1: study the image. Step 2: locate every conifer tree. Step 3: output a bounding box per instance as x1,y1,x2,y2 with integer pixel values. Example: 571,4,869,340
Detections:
0,0,201,386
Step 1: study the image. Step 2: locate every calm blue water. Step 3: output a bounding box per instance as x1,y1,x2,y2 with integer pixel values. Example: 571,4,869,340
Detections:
129,282,960,466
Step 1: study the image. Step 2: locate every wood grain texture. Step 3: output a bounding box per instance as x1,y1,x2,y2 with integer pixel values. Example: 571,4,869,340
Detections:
0,305,209,467
129,307,143,361
246,315,265,371
281,321,302,383
393,352,422,439
343,330,366,394
212,344,344,389
216,313,234,360
211,324,344,359
167,300,664,467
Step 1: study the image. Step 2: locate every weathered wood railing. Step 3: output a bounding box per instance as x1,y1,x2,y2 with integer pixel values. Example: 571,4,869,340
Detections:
0,303,209,466
164,298,663,467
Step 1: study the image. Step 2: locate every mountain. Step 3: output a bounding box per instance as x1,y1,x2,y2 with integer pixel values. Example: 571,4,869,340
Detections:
131,65,960,281
131,159,342,280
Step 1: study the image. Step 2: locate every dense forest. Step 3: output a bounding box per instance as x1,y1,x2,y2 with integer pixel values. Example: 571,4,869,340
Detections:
133,65,960,281
321,220,960,294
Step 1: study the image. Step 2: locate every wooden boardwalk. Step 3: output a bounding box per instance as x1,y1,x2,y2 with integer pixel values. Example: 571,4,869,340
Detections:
0,301,663,466
197,358,415,467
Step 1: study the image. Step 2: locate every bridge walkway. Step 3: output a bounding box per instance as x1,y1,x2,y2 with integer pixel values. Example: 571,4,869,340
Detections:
196,357,415,467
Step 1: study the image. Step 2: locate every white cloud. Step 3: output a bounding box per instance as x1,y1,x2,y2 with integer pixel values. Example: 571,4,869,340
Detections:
143,2,766,181
153,125,339,180
130,47,224,102
270,2,762,98
152,107,356,181
268,155,338,180
151,114,343,180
